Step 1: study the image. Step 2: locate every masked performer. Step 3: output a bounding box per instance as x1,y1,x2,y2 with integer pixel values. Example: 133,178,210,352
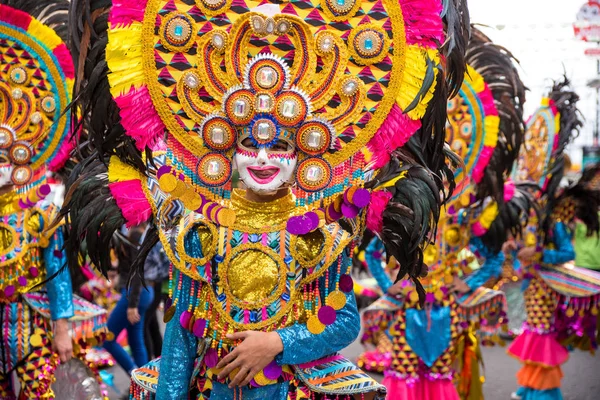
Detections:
359,27,536,400
62,0,470,398
0,1,108,398
507,80,600,400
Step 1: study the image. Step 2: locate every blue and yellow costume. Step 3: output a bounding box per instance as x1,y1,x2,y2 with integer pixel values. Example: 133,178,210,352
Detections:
0,2,107,398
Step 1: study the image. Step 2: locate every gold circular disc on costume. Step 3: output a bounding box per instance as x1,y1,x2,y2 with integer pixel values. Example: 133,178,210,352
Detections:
221,243,285,308
105,332,115,341
163,306,176,323
29,333,43,347
307,315,326,334
158,173,179,193
408,291,419,303
253,370,277,386
326,290,347,311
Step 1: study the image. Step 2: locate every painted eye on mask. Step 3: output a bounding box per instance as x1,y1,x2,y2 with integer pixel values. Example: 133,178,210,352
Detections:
238,137,295,154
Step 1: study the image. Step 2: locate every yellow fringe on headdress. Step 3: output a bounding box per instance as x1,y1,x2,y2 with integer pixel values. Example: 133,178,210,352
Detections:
106,23,145,96
478,202,499,230
396,46,439,120
107,156,144,183
27,19,62,50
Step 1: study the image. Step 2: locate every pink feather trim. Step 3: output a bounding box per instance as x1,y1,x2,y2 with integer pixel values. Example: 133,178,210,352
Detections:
400,0,444,48
479,84,498,116
367,104,421,169
109,0,148,26
114,86,166,151
47,138,75,172
504,179,515,202
109,180,152,227
53,44,75,79
471,145,494,184
0,5,32,30
471,221,486,237
366,190,393,233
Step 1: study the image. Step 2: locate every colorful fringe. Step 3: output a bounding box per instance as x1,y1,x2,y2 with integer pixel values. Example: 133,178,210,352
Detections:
382,372,460,400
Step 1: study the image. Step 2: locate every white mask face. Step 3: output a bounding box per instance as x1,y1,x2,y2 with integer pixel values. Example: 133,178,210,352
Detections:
234,136,297,195
0,157,13,188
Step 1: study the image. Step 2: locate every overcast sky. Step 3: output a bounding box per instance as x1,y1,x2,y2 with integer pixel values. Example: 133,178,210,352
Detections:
467,0,595,165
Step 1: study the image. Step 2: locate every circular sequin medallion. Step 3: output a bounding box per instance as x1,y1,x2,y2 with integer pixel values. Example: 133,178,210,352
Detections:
9,66,27,84
30,112,42,125
11,165,33,185
210,31,228,51
9,143,32,165
0,128,15,149
224,89,255,126
160,13,195,53
340,77,361,97
295,157,332,192
296,120,333,155
201,116,236,151
196,152,232,186
245,57,288,93
182,71,201,89
40,96,56,113
250,117,278,145
275,92,308,127
255,92,275,113
348,25,389,65
316,32,336,55
321,0,361,21
11,88,23,100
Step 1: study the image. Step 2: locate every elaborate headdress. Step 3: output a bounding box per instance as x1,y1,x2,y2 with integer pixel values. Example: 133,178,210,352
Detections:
512,77,584,239
440,26,531,255
0,0,73,204
63,0,469,294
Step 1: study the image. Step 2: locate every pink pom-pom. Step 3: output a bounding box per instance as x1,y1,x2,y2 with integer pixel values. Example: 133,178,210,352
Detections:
366,190,393,233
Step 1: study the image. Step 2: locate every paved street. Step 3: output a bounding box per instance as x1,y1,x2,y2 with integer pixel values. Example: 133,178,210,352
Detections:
105,336,600,400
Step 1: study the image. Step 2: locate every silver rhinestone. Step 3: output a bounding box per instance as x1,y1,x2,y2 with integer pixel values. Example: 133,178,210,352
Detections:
184,72,200,89
30,112,42,125
11,89,23,100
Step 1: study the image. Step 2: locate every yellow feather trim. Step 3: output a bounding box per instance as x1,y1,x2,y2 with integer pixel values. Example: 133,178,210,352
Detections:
396,46,439,120
484,115,500,147
478,202,499,229
27,19,62,50
107,156,144,183
106,23,145,96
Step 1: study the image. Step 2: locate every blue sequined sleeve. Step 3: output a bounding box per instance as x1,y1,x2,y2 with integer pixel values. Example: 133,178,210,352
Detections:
365,237,392,293
156,231,201,399
156,271,198,399
463,237,504,292
542,222,575,265
44,227,74,321
275,250,360,366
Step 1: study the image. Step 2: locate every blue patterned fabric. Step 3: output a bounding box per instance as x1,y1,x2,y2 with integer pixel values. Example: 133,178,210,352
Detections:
542,223,575,265
43,227,74,320
211,381,290,399
365,237,392,293
405,306,451,367
516,387,563,400
462,237,504,297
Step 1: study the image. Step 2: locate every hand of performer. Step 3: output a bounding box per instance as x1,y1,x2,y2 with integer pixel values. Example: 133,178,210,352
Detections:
447,276,471,294
387,281,404,295
502,240,517,254
516,246,537,263
216,331,284,388
53,318,73,363
127,307,141,324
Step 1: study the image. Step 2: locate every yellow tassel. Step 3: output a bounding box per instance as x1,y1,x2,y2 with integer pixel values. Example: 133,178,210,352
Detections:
107,156,143,183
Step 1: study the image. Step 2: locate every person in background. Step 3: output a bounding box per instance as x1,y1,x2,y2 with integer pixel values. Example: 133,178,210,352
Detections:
143,241,170,359
102,225,154,376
